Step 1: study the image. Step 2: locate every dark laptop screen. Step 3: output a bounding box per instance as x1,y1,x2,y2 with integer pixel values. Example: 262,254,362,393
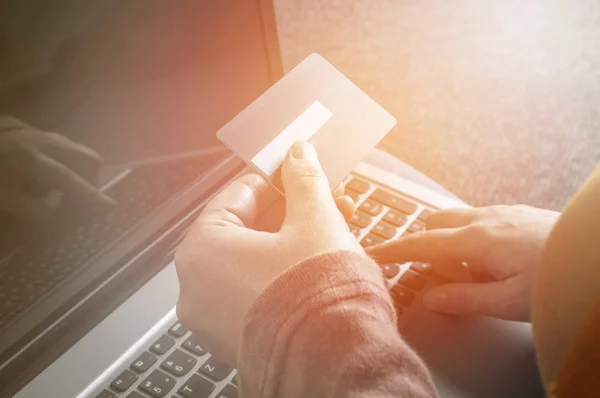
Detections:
0,0,281,382
1,1,277,163
0,0,279,250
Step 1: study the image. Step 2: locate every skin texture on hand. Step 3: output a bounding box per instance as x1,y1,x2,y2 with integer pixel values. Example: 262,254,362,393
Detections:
174,141,362,365
0,115,113,224
368,205,559,322
252,174,356,233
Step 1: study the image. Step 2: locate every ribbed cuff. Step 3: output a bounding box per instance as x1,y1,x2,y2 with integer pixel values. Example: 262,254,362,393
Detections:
238,250,392,398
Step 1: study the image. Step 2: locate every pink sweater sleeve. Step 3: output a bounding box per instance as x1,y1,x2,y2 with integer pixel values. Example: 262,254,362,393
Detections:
239,251,438,398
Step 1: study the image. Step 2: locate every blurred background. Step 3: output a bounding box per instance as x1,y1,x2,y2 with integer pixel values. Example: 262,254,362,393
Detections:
275,0,600,210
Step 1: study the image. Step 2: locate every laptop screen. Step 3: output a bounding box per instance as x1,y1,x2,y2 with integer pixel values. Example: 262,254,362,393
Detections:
2,1,278,163
0,0,281,379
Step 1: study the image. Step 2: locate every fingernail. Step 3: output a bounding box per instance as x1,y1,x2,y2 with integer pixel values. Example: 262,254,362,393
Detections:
290,141,308,159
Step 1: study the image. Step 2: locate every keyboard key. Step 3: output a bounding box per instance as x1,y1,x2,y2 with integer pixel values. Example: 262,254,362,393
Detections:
179,374,214,398
140,370,176,397
131,351,157,373
127,392,146,398
408,220,426,233
398,270,426,291
383,209,407,227
346,178,371,194
349,211,372,228
350,227,361,238
358,200,383,216
371,221,397,239
390,285,415,307
161,349,197,377
150,334,175,355
345,189,361,203
217,384,239,398
381,264,400,279
360,233,384,248
370,189,417,215
95,390,117,398
182,335,206,356
417,208,433,222
411,262,432,275
110,369,138,392
199,356,233,381
168,322,188,338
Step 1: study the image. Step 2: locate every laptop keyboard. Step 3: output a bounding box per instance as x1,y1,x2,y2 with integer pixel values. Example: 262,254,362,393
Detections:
96,322,238,398
345,176,430,243
0,156,219,331
89,174,442,398
343,175,437,321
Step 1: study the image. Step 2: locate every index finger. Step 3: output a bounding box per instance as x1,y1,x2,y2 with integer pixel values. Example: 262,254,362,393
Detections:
367,226,490,268
42,132,104,181
427,208,478,230
29,152,115,206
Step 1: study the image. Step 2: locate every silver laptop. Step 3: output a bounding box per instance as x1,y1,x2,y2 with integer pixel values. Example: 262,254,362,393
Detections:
4,2,544,398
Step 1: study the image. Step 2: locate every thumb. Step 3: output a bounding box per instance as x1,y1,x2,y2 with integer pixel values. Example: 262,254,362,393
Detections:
423,280,518,320
281,141,338,224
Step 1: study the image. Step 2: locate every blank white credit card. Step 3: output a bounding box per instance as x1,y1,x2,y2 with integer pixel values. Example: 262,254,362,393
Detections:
217,53,397,193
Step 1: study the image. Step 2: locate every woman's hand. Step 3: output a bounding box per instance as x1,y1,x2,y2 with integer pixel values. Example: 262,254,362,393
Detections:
0,115,113,223
368,205,559,322
175,141,363,364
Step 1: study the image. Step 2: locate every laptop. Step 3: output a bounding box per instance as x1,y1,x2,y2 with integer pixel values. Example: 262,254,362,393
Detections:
2,2,544,397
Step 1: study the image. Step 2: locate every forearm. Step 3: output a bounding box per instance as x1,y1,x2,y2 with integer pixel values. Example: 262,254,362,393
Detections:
239,251,437,398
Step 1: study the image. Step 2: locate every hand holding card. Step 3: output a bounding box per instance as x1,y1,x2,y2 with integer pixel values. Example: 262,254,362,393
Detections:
217,53,396,194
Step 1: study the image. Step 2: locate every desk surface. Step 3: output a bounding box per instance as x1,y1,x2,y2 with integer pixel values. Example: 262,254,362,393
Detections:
276,0,600,210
